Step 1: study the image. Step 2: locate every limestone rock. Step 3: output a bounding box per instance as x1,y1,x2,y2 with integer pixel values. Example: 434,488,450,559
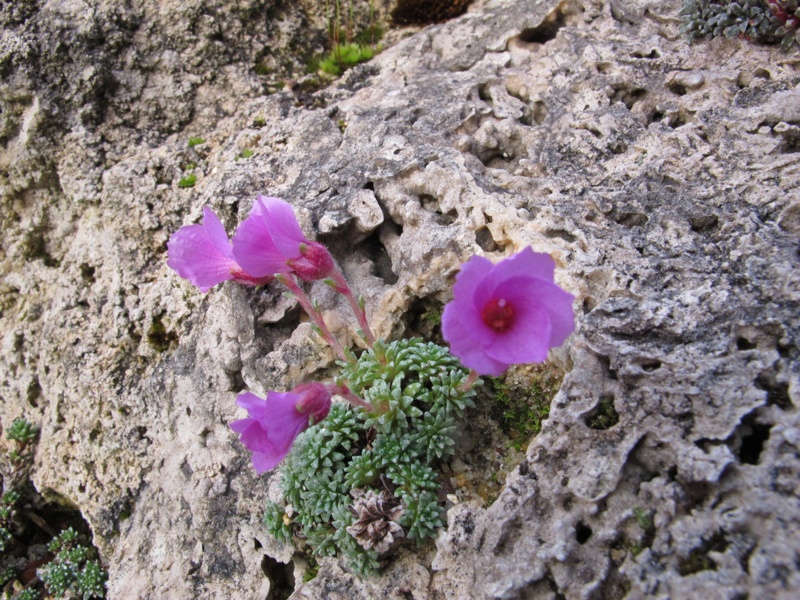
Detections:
1,0,799,598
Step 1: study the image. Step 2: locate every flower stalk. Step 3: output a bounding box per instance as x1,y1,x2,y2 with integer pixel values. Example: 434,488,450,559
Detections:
328,269,376,347
277,274,348,362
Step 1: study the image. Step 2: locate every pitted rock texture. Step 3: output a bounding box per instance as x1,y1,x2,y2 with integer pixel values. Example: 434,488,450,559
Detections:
1,0,799,598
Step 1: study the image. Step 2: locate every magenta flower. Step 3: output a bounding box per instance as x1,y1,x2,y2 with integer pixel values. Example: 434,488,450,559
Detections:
232,196,334,282
441,248,575,376
229,382,333,473
167,206,272,292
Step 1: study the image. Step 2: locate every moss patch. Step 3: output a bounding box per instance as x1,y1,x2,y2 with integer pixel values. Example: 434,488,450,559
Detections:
489,363,563,451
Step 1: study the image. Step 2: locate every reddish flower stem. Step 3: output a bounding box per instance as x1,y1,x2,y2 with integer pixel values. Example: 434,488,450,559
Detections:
277,274,348,362
329,268,376,347
457,369,480,394
331,383,373,411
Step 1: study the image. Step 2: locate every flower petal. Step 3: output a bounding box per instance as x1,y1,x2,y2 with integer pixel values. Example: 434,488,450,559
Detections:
478,247,555,299
229,417,255,434
235,392,268,422
232,205,292,277
482,277,552,364
257,196,309,258
202,206,235,260
442,248,575,376
541,285,575,347
442,298,508,375
167,222,239,292
230,390,311,473
443,255,497,347
251,450,282,473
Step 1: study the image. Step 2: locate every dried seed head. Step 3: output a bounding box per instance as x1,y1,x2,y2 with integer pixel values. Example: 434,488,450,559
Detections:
346,489,405,554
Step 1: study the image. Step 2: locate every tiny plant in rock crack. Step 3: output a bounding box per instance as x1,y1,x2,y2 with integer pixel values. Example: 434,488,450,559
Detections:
167,195,576,575
37,529,108,599
680,0,800,50
0,418,108,600
177,172,197,189
312,0,382,77
265,339,476,573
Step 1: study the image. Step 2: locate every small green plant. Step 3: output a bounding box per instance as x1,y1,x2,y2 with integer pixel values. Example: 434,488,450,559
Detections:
13,589,39,600
318,43,375,76
38,528,107,599
178,173,197,189
313,0,382,77
264,338,477,574
680,0,799,51
624,506,657,556
1,419,108,600
238,148,254,159
6,418,38,445
253,117,267,127
187,136,205,147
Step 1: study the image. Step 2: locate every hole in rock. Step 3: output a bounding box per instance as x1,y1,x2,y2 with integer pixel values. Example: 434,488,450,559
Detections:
405,296,445,343
227,369,247,393
261,555,295,599
254,538,262,550
355,227,398,285
679,532,728,576
532,100,548,125
614,212,648,228
79,263,96,283
518,0,581,45
597,354,618,380
755,372,792,410
576,522,593,544
585,394,619,430
363,181,375,191
632,48,660,59
544,229,576,243
26,377,42,408
391,0,472,25
650,107,666,123
738,422,772,465
736,336,757,351
147,314,177,353
610,85,647,110
668,80,687,96
419,195,458,225
475,227,498,252
493,517,524,555
689,215,718,233
2,486,102,594
641,360,661,372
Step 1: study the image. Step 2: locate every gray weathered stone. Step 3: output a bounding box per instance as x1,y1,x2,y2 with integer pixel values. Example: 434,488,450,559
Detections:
1,0,799,598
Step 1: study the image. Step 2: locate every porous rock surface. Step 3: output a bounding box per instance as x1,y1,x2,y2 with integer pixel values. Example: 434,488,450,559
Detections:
1,0,799,598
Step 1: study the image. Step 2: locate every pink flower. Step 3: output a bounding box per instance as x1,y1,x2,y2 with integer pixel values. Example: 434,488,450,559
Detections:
232,196,334,282
167,206,272,292
229,382,333,473
442,248,575,376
